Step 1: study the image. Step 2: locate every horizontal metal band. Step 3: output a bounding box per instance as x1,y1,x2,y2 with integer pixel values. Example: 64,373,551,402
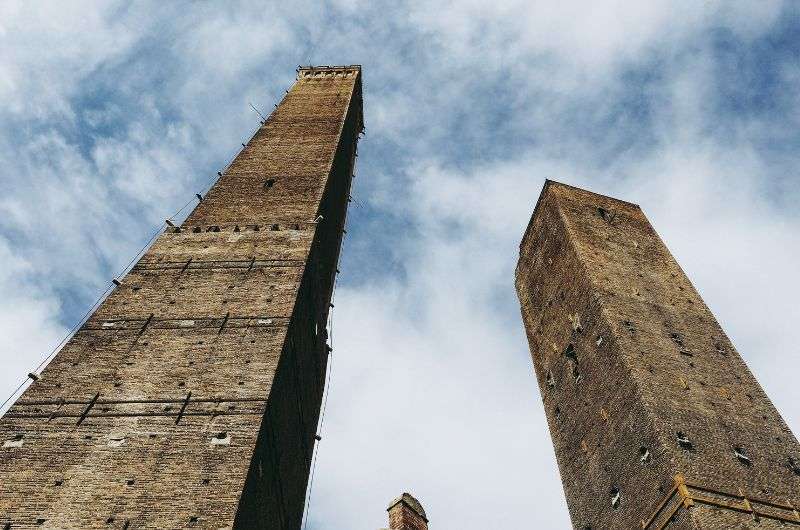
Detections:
83,315,291,331
132,259,305,272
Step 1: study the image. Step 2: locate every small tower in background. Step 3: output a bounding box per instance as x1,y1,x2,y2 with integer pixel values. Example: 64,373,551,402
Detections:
384,493,429,530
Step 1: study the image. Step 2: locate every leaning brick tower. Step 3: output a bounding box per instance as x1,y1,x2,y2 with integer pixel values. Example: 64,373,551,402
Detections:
515,181,800,529
0,65,362,529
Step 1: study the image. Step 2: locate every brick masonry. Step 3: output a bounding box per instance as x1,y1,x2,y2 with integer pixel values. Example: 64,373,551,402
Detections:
515,181,800,529
0,65,363,529
386,493,428,530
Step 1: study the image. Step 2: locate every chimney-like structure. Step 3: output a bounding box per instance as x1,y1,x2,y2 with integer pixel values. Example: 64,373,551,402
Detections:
387,493,429,530
0,65,363,529
515,181,800,529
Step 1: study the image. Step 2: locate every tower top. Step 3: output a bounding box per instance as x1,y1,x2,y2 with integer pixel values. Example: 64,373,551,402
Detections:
518,179,641,255
297,64,362,79
387,492,427,521
385,492,429,530
295,64,364,136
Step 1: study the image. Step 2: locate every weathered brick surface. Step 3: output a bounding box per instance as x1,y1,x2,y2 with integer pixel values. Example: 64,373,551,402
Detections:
387,493,428,530
0,65,362,529
515,181,800,529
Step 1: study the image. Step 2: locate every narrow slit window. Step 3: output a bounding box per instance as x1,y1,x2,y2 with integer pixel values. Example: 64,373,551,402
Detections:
676,431,693,450
734,447,752,466
788,456,800,476
265,178,276,189
3,434,24,448
610,487,621,509
598,207,616,224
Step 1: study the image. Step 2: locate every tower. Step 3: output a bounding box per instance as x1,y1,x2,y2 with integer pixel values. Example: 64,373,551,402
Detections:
384,493,429,530
515,181,800,529
0,65,363,529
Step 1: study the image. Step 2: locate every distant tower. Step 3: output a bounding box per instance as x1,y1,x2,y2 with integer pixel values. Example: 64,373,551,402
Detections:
0,65,363,529
384,493,429,530
515,181,800,529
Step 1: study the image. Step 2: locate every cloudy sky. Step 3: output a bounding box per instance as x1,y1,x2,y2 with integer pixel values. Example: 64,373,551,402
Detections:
1,1,799,528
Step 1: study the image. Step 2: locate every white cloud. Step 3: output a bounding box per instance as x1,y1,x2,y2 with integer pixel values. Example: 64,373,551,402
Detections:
0,240,66,412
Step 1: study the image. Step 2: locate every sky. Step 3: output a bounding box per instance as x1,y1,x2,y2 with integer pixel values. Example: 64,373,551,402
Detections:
1,1,799,528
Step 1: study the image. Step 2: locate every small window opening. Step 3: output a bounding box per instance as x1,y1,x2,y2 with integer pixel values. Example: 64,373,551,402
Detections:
233,225,240,232
595,336,603,347
192,226,201,233
36,520,45,526
270,224,279,231
639,447,651,464
126,479,135,486
610,487,621,509
676,432,693,450
554,406,561,418
545,371,555,389
265,178,276,188
564,344,577,362
211,432,231,446
106,517,114,524
189,516,199,523
598,207,616,224
3,434,24,448
670,332,684,347
202,478,211,485
734,447,751,466
54,479,63,486
788,456,800,476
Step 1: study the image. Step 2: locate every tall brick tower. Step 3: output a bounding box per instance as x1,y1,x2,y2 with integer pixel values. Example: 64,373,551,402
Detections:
515,181,800,529
0,65,363,529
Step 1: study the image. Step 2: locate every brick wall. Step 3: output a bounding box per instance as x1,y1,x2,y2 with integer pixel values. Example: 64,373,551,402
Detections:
387,493,428,530
0,65,363,529
515,181,800,529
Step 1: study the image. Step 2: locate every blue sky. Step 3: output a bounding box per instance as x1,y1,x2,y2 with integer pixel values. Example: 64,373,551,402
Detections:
1,2,799,528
